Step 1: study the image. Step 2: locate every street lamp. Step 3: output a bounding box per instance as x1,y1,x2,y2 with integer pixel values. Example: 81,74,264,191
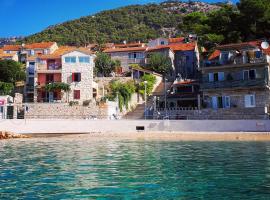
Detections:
144,80,147,120
164,77,168,119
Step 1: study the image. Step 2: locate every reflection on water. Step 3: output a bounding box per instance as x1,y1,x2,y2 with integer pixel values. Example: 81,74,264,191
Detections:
0,138,270,199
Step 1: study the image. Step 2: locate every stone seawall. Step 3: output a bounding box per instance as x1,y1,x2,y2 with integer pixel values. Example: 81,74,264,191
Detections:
1,119,270,134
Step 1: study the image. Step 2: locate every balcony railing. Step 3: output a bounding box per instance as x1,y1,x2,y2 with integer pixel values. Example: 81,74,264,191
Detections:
128,58,145,65
36,81,62,87
37,63,62,72
204,56,267,68
201,78,267,90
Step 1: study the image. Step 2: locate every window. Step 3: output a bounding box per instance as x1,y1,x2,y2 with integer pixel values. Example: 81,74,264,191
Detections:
65,56,76,63
212,96,230,109
243,69,256,80
224,96,230,108
79,56,90,63
221,52,229,64
245,94,256,108
209,72,224,82
128,52,144,59
74,90,80,100
72,73,81,82
161,41,165,45
46,74,54,83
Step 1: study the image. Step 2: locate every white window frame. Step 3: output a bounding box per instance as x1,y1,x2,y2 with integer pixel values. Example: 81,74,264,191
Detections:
79,56,90,63
65,56,76,63
244,94,256,108
243,69,256,80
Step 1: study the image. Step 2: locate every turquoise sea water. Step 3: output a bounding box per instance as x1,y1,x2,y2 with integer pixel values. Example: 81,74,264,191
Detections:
0,138,270,200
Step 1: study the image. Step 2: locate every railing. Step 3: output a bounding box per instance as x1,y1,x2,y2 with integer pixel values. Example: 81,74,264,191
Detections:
201,78,267,90
37,63,62,71
157,107,199,111
203,56,267,68
36,81,62,87
26,85,34,92
128,58,145,65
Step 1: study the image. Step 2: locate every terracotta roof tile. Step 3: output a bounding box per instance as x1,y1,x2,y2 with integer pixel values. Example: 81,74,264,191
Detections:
114,43,145,48
169,43,196,51
209,50,221,60
147,42,196,52
3,45,21,51
40,46,76,59
103,47,147,53
217,41,261,50
40,46,93,59
168,37,185,44
25,42,56,49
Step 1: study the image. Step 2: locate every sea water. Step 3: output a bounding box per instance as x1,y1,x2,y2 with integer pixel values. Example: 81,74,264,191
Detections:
0,138,270,199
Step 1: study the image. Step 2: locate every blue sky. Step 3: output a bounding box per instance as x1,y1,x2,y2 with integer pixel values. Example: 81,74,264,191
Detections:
0,0,239,37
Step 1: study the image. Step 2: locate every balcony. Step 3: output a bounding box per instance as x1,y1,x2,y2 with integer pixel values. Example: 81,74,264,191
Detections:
128,58,145,65
36,81,62,88
201,78,267,90
26,85,35,93
203,56,267,68
37,63,62,73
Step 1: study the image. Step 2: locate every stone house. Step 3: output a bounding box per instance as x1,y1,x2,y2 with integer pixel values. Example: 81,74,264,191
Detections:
103,43,147,73
172,42,200,79
61,50,95,103
200,41,270,119
32,46,95,104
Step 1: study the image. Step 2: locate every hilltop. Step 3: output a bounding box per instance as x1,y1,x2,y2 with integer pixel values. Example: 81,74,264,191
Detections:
23,0,270,48
23,1,221,46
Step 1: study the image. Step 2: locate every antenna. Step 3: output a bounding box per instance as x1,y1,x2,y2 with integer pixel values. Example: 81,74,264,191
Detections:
261,41,269,49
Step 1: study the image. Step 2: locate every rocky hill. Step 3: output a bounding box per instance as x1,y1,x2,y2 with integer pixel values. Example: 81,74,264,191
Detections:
23,1,221,46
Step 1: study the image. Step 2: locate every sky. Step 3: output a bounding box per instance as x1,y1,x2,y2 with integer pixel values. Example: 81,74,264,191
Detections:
0,0,239,37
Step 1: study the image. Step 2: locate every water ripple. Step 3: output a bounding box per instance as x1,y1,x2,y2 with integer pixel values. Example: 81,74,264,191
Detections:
0,139,270,199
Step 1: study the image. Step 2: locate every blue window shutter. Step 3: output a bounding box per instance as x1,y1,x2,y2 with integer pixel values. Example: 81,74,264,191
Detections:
209,73,214,82
218,72,224,81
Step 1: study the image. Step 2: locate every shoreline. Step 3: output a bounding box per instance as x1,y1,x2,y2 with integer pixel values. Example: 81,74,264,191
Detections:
23,132,270,141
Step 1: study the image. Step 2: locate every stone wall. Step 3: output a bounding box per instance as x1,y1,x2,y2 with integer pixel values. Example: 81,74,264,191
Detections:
155,107,268,120
204,89,269,109
24,103,109,119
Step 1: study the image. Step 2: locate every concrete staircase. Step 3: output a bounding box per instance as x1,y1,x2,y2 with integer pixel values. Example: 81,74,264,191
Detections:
124,81,173,119
124,103,146,119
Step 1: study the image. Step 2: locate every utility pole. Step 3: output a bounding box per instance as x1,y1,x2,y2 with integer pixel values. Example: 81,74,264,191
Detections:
164,77,167,119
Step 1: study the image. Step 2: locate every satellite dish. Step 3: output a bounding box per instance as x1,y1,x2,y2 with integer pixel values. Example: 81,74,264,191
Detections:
261,41,269,49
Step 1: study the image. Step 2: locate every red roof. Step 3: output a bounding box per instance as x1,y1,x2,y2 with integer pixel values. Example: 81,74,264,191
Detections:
147,45,171,52
25,42,56,49
114,43,145,48
217,41,261,50
103,47,147,53
168,37,185,44
3,45,21,51
209,50,221,60
263,47,270,55
169,43,196,51
147,42,196,52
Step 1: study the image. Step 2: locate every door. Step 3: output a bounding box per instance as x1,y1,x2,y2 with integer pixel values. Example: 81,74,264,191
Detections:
212,96,218,109
48,92,54,102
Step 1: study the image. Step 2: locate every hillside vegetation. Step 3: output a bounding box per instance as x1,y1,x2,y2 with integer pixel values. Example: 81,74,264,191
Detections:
24,0,270,48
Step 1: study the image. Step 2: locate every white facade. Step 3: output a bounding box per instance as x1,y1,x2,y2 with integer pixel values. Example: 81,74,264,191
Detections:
61,50,95,104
